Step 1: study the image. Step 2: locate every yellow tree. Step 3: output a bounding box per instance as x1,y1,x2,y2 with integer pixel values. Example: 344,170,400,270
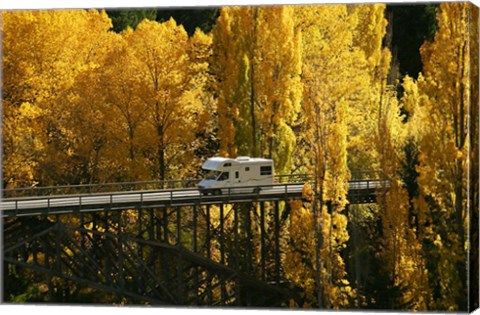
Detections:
42,11,116,185
211,7,247,157
336,5,392,307
2,10,113,186
254,6,302,173
375,87,432,310
58,67,113,184
403,2,474,310
211,6,302,174
282,4,369,308
468,4,479,310
283,199,320,307
2,11,46,187
97,33,150,181
125,19,200,181
346,4,390,171
185,29,218,174
346,4,434,309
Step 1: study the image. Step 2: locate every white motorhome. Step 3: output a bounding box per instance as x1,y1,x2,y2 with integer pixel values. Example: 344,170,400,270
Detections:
198,156,274,194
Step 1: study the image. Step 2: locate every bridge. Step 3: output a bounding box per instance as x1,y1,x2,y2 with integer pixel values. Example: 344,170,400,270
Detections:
2,172,387,218
2,171,388,306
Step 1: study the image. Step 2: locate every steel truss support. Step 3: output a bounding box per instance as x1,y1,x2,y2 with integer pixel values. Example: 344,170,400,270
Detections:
3,199,299,306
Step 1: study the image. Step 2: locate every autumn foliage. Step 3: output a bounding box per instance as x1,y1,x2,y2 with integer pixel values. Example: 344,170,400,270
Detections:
2,3,478,311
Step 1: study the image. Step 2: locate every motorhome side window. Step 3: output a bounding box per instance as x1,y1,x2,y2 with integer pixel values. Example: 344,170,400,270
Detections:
218,172,229,181
260,166,272,176
224,163,231,167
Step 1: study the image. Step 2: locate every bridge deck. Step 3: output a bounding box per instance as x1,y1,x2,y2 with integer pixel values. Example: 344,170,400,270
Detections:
2,178,389,218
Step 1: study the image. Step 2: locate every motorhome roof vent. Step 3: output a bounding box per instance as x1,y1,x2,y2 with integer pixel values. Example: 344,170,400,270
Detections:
236,156,250,161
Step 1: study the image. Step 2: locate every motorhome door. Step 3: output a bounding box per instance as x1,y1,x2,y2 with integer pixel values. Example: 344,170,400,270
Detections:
233,169,240,184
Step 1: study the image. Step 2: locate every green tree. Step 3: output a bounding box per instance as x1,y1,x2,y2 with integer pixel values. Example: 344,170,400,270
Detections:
156,8,219,36
106,9,157,32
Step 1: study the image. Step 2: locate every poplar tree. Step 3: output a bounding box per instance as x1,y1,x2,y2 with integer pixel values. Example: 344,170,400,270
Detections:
403,3,474,310
347,4,390,171
254,6,302,173
211,6,302,174
210,7,242,157
284,4,361,308
375,87,432,310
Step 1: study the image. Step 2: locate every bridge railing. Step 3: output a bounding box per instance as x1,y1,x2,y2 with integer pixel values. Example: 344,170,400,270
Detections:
2,171,387,199
2,174,310,199
2,182,308,217
2,179,200,198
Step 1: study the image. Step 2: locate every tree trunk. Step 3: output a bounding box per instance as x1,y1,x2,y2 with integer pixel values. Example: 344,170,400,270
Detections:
249,7,258,157
157,124,165,184
128,123,135,161
455,159,467,310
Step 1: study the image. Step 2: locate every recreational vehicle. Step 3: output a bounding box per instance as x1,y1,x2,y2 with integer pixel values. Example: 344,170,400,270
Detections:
198,156,274,194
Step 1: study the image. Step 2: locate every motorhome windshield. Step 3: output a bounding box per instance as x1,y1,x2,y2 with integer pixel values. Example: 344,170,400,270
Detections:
205,170,221,180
